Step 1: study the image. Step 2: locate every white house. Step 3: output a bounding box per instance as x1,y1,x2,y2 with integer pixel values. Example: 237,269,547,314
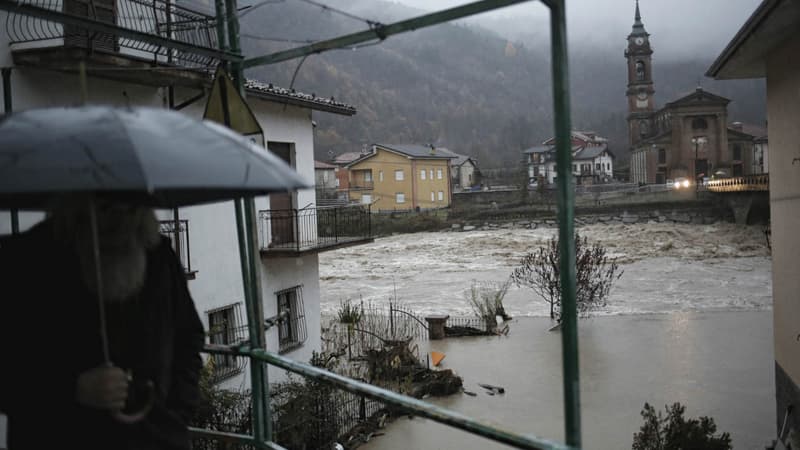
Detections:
524,131,615,185
0,2,370,394
435,148,481,191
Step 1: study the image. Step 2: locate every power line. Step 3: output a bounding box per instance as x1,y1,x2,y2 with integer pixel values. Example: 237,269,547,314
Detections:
240,33,315,44
237,0,285,18
293,0,382,29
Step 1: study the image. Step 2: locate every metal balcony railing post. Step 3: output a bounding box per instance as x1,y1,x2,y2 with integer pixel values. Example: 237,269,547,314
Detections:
334,207,339,243
549,0,581,447
293,209,300,252
184,220,192,273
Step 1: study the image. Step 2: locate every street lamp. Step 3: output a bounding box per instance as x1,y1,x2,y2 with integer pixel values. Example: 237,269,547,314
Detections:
691,136,707,195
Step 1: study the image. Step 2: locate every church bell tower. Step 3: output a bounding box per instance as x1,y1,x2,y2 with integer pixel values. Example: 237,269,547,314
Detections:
625,0,655,147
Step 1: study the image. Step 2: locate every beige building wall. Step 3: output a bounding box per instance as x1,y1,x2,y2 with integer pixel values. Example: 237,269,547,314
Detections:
349,148,451,211
767,34,800,396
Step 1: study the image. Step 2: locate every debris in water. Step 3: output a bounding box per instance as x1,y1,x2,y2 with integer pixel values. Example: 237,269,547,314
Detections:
479,383,505,394
431,351,446,366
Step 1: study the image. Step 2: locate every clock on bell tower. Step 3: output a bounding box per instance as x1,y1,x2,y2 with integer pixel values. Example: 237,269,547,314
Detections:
625,0,655,147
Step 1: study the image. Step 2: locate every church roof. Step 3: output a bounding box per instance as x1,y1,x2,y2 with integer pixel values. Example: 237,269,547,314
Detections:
664,87,730,108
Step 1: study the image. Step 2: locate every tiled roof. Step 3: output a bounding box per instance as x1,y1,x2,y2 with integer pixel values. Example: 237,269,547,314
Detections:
244,79,356,116
434,147,476,167
574,144,612,160
315,160,337,169
729,122,768,138
375,144,458,159
523,145,552,154
332,152,363,165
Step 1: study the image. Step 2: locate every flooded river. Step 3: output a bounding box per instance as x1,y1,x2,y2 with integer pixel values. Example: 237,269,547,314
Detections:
319,222,774,449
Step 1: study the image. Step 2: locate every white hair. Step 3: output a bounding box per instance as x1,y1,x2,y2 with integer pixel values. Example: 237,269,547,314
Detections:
49,194,160,302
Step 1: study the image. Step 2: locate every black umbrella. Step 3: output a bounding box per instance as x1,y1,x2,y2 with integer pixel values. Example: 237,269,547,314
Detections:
0,105,311,423
0,105,310,209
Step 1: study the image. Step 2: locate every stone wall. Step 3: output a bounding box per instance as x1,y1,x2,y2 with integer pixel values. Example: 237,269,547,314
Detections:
446,205,733,232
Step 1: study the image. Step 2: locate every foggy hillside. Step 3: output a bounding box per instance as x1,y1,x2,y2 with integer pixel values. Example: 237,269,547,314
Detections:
240,0,765,167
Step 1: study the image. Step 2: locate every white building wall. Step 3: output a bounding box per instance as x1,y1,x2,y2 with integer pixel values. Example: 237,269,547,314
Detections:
0,56,324,385
597,154,614,177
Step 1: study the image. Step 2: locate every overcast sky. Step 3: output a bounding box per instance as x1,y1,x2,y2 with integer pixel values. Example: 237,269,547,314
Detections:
387,0,762,60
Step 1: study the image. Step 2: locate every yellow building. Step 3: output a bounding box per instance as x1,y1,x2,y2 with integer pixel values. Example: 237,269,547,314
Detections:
346,144,454,211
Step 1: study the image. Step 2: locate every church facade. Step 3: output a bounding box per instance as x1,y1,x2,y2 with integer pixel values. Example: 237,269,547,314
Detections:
626,1,767,185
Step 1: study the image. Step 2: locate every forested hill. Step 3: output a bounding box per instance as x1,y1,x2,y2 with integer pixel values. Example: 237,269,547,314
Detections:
240,0,766,167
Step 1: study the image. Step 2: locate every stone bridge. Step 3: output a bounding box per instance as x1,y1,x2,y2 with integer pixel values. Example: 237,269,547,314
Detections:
707,174,770,224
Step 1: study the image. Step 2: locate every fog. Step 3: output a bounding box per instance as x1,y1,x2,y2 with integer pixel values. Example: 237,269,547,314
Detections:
386,0,762,61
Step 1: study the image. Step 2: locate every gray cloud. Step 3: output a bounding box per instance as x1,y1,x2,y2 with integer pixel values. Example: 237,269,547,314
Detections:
387,0,762,60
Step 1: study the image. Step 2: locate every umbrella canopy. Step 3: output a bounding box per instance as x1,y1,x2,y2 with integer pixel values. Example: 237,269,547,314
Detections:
0,106,311,209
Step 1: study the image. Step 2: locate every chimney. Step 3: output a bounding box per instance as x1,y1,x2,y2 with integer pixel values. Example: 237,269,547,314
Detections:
731,121,743,131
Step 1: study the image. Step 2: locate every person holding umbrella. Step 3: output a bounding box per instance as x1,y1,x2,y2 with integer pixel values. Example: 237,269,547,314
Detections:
0,106,312,449
0,193,205,449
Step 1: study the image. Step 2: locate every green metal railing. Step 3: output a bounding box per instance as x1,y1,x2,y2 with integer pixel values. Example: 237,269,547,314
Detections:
4,0,579,447
226,0,579,448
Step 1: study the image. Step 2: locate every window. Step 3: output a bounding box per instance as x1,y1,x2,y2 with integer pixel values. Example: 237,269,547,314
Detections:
431,191,435,202
437,169,443,179
396,192,405,204
572,164,577,172
277,286,307,353
364,171,372,182
420,169,426,180
438,191,444,201
692,117,708,130
379,171,384,182
658,148,666,164
635,61,645,81
335,178,340,187
429,169,434,180
733,144,742,161
395,170,404,181
596,163,601,171
323,172,329,182
207,303,246,382
362,194,372,204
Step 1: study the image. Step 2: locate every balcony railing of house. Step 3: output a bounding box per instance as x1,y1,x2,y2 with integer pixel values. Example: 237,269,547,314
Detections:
349,180,374,190
258,205,372,256
4,0,227,68
159,219,197,279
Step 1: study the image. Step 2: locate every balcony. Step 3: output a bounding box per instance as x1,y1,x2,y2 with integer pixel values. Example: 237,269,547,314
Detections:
3,0,237,88
259,205,373,258
349,180,374,191
159,219,197,279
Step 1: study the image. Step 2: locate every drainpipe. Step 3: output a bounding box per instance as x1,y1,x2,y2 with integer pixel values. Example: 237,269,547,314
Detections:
411,160,417,210
2,67,19,235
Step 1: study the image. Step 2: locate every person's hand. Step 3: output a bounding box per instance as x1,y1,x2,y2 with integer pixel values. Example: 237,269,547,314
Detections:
75,365,129,410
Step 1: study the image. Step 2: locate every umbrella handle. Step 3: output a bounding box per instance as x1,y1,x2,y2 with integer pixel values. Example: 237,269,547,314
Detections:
111,379,156,424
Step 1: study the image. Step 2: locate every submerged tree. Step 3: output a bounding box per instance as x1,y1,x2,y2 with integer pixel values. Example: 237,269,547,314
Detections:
465,280,512,330
632,402,732,450
510,232,622,321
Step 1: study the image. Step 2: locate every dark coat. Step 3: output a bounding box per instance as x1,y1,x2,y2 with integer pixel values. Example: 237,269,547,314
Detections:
0,220,205,449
